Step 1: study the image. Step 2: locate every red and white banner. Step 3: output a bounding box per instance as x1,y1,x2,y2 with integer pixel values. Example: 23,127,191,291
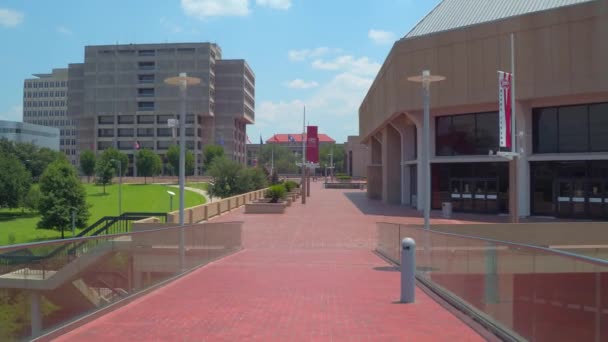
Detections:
498,71,512,149
306,126,319,163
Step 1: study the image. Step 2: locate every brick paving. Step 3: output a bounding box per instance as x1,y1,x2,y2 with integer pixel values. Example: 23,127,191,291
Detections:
57,182,490,341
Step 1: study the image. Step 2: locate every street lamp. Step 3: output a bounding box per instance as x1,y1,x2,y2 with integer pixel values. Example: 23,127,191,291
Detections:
167,190,176,211
407,70,445,230
164,72,201,272
110,158,122,215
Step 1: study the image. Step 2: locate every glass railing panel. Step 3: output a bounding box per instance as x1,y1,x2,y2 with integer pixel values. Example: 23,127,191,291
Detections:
0,221,242,341
377,222,608,341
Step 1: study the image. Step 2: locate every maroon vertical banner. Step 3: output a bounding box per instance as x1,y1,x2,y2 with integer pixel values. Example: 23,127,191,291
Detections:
306,126,319,163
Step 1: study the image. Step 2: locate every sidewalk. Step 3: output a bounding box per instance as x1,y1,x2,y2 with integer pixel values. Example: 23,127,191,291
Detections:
57,183,488,341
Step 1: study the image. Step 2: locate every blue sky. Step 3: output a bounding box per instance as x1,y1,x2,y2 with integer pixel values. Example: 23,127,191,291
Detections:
0,0,441,143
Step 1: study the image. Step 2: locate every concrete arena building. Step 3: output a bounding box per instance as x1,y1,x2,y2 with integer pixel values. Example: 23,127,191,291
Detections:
359,0,608,219
345,135,368,178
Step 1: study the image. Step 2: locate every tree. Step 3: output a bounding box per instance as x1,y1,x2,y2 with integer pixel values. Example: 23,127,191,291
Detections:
80,150,96,183
320,144,345,175
207,157,242,198
23,185,41,212
166,145,195,176
235,167,268,194
99,148,128,177
203,144,224,171
0,152,31,209
136,149,162,184
38,160,90,236
95,158,114,194
257,144,298,174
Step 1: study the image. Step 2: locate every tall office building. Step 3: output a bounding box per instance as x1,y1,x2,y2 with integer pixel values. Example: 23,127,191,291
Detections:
22,68,78,165
67,42,255,175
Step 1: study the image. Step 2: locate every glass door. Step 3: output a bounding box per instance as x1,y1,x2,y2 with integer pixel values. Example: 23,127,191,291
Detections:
588,180,604,219
557,180,574,217
450,179,462,211
461,179,474,211
473,179,487,213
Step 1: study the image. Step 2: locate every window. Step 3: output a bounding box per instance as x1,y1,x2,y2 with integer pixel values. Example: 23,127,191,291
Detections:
558,105,588,153
97,141,113,150
138,61,155,70
117,141,132,150
138,74,155,84
118,128,134,137
533,102,608,154
590,103,608,152
157,128,172,137
138,88,155,97
98,128,114,137
137,115,155,124
533,108,558,153
137,128,154,137
157,140,171,149
118,115,135,124
137,101,155,111
157,114,174,124
98,115,114,124
138,49,155,56
435,112,499,156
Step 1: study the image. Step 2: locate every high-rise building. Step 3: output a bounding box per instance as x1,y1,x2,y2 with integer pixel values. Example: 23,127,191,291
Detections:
69,42,254,175
25,42,254,175
22,68,78,165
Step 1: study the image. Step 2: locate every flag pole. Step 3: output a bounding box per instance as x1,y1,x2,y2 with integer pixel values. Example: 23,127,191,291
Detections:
301,105,306,204
510,32,519,223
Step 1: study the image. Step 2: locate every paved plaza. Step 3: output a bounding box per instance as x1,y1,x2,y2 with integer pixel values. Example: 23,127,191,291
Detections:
57,182,496,341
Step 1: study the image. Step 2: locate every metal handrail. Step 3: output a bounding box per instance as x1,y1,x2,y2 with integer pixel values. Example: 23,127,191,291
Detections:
0,213,169,275
0,221,244,253
379,222,608,267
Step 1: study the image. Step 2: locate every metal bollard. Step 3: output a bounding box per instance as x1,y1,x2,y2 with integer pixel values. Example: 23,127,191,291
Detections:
400,237,416,303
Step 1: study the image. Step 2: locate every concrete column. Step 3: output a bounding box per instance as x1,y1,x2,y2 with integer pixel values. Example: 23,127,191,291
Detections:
384,125,402,204
406,112,425,211
30,291,42,338
516,102,532,217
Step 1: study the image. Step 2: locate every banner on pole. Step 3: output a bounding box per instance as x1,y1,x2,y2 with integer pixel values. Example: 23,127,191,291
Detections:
306,126,319,163
498,71,512,149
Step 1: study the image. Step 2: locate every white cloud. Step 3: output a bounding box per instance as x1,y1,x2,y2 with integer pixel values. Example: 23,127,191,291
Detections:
0,8,24,27
160,17,183,33
285,79,319,89
287,47,333,62
311,55,381,76
56,25,73,35
368,29,396,45
0,105,23,121
181,0,249,18
256,0,291,10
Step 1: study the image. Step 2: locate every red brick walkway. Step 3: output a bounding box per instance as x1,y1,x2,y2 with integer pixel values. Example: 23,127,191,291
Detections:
57,182,488,341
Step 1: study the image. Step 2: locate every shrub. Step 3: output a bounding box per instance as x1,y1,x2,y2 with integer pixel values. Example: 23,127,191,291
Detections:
284,180,299,192
336,175,352,181
265,184,286,203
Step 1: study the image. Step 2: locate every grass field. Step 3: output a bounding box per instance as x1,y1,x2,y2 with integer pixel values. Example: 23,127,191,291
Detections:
186,182,209,191
0,183,205,246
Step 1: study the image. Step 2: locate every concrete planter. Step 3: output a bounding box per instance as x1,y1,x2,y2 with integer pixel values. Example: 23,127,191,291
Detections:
245,199,287,214
287,192,299,201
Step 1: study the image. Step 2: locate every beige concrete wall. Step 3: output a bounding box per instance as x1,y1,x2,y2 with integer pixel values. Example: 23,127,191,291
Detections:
431,222,608,246
360,0,608,141
167,188,268,224
345,136,369,178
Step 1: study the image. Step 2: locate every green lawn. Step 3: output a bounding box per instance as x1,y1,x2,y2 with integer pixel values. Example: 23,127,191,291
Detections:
0,184,205,246
186,182,209,191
